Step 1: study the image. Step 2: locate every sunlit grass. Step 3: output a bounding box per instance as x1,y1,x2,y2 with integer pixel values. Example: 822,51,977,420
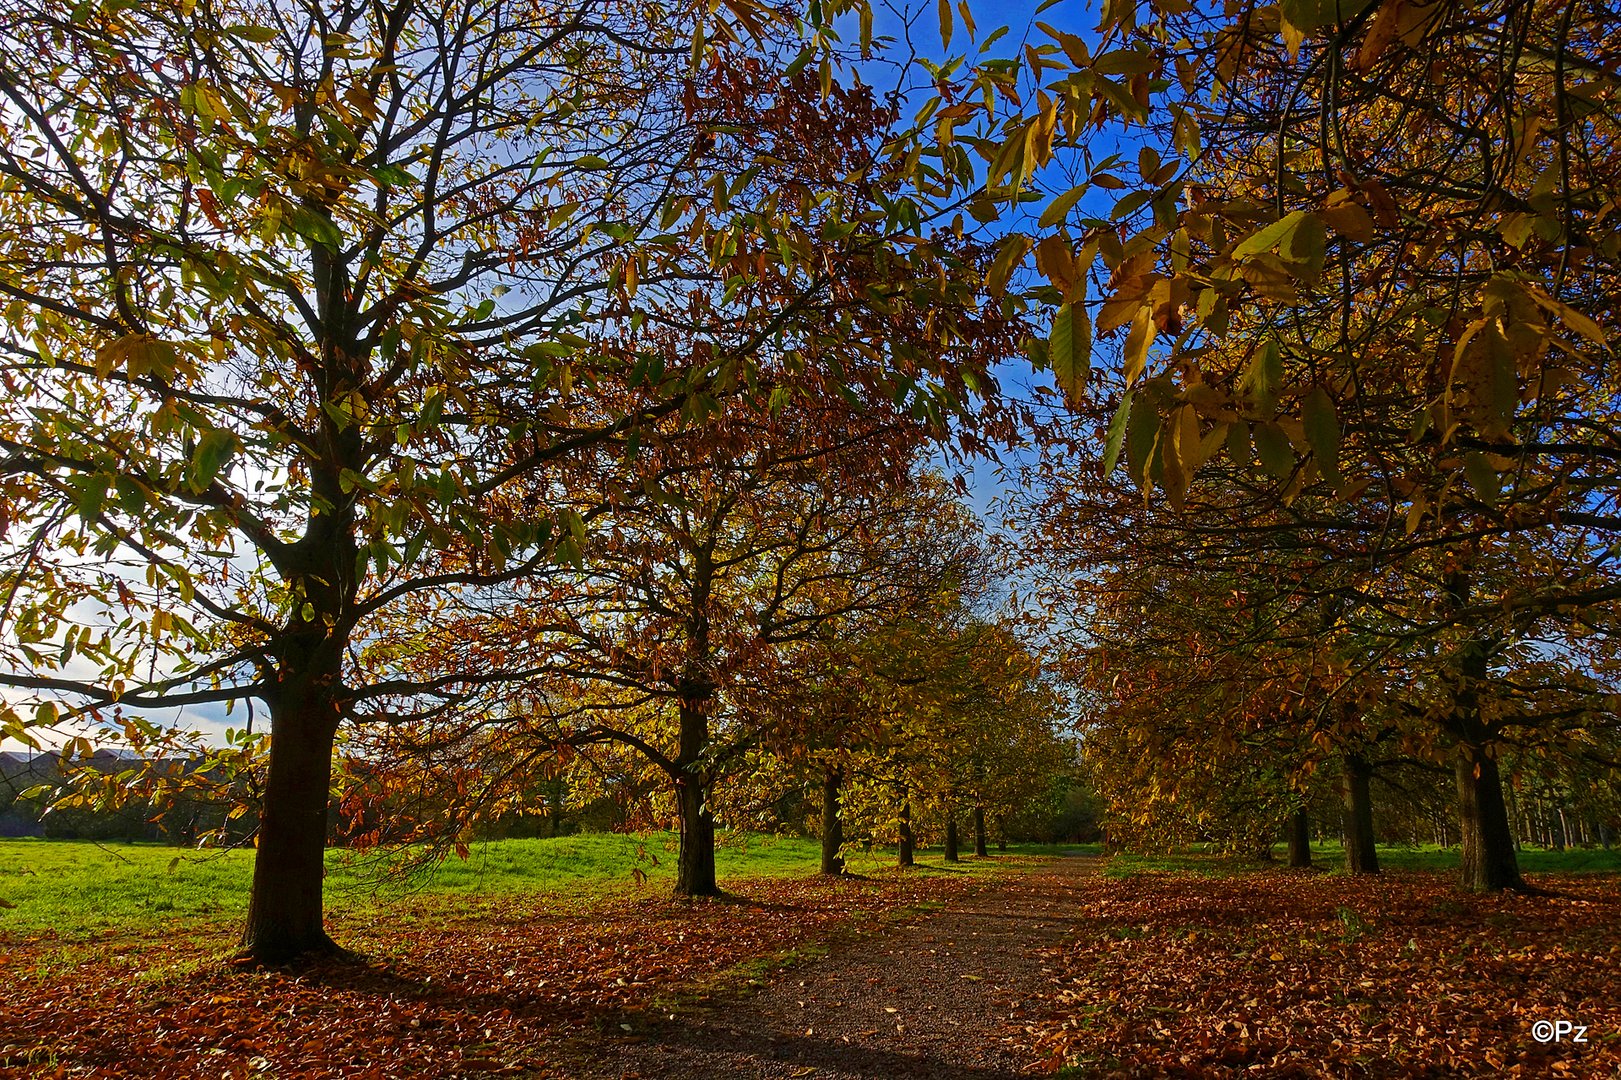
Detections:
1102,840,1621,879
0,831,1058,941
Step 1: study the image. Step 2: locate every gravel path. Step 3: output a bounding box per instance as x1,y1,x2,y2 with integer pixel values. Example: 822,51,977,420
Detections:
584,856,1098,1079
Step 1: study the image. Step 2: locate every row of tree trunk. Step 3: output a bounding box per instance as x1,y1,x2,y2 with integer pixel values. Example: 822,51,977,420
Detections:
815,768,995,875
1317,741,1527,891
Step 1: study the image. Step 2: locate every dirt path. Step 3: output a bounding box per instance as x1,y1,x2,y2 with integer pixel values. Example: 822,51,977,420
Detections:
580,856,1098,1079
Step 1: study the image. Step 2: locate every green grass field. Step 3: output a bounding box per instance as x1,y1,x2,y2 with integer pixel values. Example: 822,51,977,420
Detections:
1103,841,1621,878
0,833,1064,941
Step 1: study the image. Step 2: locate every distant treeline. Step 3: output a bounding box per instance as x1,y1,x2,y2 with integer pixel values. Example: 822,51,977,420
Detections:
2,749,1101,849
0,749,254,843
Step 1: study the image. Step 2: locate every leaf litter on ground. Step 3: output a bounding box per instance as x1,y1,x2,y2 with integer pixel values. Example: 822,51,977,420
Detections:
1020,868,1621,1078
1,869,990,1078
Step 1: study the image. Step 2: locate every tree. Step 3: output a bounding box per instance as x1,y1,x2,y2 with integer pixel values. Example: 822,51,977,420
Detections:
354,427,1005,896
823,607,1073,866
0,0,1010,960
937,0,1621,889
534,415,977,896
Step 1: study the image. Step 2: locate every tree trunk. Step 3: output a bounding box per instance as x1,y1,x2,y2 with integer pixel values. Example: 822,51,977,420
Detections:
1506,783,1522,851
1455,745,1524,892
237,354,365,964
240,693,340,964
943,816,960,863
819,767,845,876
673,694,718,897
897,800,914,867
672,542,720,898
972,805,988,857
1443,565,1524,892
1341,753,1379,875
675,772,717,896
1287,808,1312,868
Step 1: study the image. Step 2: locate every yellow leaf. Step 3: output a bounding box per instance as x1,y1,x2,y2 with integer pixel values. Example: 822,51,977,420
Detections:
1528,288,1607,346
1048,302,1091,403
984,235,1031,296
1122,306,1155,386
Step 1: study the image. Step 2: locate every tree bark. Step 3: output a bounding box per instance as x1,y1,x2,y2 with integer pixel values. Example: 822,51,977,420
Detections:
972,804,988,857
241,478,356,965
675,771,718,896
1287,808,1312,868
819,766,845,876
1443,564,1525,891
943,815,960,863
897,800,914,867
1341,753,1380,875
1455,745,1525,891
240,690,341,964
673,696,718,897
1506,782,1522,851
673,541,719,898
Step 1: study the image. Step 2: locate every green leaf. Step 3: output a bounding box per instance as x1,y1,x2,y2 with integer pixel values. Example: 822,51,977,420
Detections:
225,24,279,42
1038,183,1090,229
114,475,148,513
984,235,1031,296
71,473,111,522
783,46,814,79
371,164,414,187
1481,323,1518,437
1280,0,1378,32
1463,450,1501,506
1048,302,1091,401
1109,189,1153,222
1241,339,1282,416
1125,392,1159,485
1283,212,1326,282
190,429,239,491
285,205,343,249
1302,386,1341,487
1232,210,1310,260
1253,421,1295,478
938,0,953,50
1225,419,1251,466
1102,391,1132,476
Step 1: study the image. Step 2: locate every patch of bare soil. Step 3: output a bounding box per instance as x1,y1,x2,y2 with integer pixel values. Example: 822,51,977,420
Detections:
582,856,1099,1079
